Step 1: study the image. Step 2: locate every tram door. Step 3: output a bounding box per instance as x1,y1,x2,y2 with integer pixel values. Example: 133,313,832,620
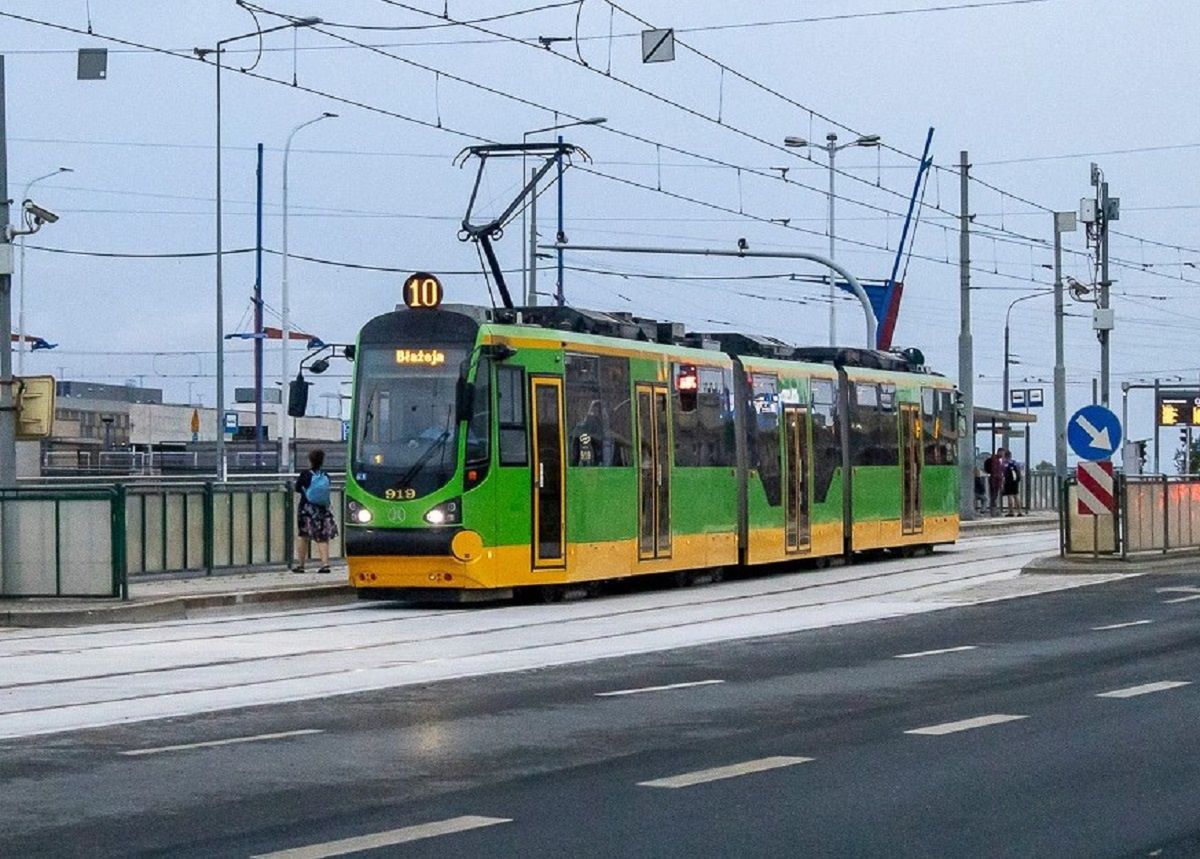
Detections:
783,405,812,553
900,402,924,535
636,384,672,559
531,377,566,567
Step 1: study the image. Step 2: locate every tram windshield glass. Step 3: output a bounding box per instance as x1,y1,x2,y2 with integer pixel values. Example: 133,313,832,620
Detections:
353,344,470,499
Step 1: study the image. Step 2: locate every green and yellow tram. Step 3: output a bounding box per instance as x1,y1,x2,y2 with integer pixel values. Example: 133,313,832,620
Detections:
344,297,959,599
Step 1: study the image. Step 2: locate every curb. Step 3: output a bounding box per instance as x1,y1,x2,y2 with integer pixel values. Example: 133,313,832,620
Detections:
0,583,355,628
1022,552,1200,576
962,518,1058,536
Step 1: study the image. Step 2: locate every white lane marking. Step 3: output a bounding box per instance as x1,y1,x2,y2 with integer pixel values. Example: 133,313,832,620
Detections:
120,729,323,757
1155,586,1200,594
1163,594,1200,604
1096,681,1192,699
905,714,1028,736
596,679,724,697
1092,620,1154,631
251,816,512,859
638,756,812,789
894,645,977,659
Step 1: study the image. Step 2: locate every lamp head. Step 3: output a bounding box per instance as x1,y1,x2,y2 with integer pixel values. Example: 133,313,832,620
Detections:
855,134,881,147
783,136,808,148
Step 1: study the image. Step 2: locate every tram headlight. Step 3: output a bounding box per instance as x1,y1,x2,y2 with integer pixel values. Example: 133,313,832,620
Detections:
347,499,373,524
424,498,461,526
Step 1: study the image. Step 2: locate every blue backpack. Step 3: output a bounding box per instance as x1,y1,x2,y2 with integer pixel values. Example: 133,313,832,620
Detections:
307,470,331,507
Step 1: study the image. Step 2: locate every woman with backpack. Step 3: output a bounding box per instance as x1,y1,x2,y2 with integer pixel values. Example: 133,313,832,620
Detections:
293,448,338,574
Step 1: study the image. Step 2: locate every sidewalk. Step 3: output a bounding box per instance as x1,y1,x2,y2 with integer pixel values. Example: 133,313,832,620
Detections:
0,566,354,628
0,513,1061,628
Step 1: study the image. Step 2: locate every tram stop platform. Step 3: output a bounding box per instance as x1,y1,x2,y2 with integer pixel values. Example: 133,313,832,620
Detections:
1,513,1058,628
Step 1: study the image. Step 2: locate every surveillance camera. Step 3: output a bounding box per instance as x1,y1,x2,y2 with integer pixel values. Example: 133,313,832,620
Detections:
736,237,749,251
24,200,59,225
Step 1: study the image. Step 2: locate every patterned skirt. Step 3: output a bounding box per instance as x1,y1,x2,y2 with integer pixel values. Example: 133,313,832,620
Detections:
298,500,339,542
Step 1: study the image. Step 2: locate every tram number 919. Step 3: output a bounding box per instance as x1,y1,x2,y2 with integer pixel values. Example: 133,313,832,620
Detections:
403,272,443,309
385,488,418,500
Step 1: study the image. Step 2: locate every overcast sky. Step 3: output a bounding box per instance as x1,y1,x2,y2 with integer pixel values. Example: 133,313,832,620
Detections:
3,0,1198,464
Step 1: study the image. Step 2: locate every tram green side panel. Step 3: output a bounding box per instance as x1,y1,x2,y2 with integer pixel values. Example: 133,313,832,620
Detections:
566,468,636,543
851,466,902,521
478,466,532,546
746,469,846,530
672,468,737,533
922,466,958,516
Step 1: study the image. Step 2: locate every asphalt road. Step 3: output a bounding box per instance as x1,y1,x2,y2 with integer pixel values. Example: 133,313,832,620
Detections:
3,562,1200,857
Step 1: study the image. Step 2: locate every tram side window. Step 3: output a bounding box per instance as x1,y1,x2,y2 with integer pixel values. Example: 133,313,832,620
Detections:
849,382,900,467
565,353,632,467
750,373,782,505
921,387,939,464
496,364,527,466
466,358,491,464
810,378,840,503
673,364,735,467
938,389,959,464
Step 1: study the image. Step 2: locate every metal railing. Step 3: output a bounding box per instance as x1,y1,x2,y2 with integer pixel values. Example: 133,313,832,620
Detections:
0,486,127,597
1061,473,1200,558
1,476,345,597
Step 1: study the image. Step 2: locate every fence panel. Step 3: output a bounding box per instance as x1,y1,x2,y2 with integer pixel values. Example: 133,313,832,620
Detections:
0,488,122,597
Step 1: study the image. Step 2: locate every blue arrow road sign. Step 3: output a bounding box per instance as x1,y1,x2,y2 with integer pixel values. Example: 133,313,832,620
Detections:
1068,404,1122,461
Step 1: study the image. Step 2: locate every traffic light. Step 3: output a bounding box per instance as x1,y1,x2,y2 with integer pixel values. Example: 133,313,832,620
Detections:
15,375,55,440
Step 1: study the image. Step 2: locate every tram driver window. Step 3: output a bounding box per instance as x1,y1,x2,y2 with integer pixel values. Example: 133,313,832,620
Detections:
465,358,491,464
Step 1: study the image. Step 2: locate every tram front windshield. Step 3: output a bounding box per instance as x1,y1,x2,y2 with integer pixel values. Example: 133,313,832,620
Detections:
353,345,469,499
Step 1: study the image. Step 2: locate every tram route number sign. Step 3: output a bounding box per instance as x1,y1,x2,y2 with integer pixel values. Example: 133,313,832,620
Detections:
1077,459,1115,516
403,272,443,309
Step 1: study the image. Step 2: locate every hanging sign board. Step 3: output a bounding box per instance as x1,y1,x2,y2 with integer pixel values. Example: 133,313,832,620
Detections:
403,272,443,309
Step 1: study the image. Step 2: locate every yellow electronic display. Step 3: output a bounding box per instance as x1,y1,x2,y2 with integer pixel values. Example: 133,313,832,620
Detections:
403,272,443,309
1161,402,1182,426
395,348,446,367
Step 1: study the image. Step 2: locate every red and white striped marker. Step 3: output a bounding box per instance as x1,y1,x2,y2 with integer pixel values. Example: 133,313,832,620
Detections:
1077,459,1115,515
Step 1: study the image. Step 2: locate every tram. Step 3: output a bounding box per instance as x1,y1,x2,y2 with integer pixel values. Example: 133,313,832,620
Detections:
343,285,960,600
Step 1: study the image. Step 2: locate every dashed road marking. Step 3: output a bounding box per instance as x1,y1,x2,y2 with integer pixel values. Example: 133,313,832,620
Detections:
905,714,1028,736
638,756,812,789
596,679,724,697
1096,681,1191,699
894,645,977,659
1092,620,1153,631
120,729,323,756
251,816,512,858
1162,594,1200,604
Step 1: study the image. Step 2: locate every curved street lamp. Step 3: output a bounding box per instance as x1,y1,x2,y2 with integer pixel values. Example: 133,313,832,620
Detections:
784,132,880,346
17,166,72,375
280,111,337,474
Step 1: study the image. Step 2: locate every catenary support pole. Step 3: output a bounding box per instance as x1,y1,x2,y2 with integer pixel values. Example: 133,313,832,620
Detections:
527,167,537,306
555,134,565,306
254,142,264,453
214,47,227,481
0,56,15,492
1099,180,1111,408
1154,378,1161,473
827,136,837,346
1053,213,1069,482
957,150,975,520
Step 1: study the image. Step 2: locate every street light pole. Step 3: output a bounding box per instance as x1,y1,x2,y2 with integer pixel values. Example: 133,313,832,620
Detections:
281,111,336,474
1002,290,1053,450
784,131,880,347
17,166,71,376
196,15,320,482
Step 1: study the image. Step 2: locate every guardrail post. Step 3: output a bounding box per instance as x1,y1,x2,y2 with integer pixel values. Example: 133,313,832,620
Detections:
1162,474,1169,554
284,480,295,570
1059,478,1068,557
202,481,215,575
111,484,129,600
1118,473,1127,559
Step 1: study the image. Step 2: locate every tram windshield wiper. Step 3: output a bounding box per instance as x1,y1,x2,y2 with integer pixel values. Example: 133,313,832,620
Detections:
397,407,455,488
